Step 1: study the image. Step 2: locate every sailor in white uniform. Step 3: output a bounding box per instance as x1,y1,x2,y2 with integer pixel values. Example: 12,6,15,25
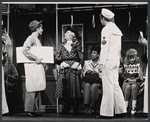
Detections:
98,8,127,117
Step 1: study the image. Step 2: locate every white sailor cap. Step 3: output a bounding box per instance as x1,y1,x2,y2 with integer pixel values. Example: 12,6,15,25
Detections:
101,8,114,19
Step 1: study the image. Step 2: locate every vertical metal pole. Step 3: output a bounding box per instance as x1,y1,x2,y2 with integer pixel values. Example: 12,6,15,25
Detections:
56,3,59,114
56,4,58,51
7,4,10,34
7,3,13,64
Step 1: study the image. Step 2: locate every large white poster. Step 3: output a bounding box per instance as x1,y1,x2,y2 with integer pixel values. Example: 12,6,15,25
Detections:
16,47,54,63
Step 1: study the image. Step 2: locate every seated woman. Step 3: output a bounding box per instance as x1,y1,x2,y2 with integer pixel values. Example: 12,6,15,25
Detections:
82,46,102,114
122,48,143,115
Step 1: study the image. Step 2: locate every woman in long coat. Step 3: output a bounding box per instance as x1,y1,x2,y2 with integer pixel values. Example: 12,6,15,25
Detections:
55,26,83,114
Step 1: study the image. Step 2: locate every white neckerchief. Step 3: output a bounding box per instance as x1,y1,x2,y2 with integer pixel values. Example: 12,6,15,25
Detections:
64,40,72,53
90,60,99,69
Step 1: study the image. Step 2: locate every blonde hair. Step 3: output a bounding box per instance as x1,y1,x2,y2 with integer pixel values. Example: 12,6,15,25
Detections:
124,48,139,65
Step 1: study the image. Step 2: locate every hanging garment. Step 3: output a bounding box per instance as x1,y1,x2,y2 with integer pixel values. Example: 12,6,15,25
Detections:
143,64,148,113
2,64,9,114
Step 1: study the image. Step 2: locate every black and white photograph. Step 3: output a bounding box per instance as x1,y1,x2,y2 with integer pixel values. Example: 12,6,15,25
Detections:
1,2,148,121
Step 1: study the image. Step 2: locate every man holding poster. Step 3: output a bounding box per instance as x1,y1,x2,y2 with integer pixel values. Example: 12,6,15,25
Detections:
22,20,48,117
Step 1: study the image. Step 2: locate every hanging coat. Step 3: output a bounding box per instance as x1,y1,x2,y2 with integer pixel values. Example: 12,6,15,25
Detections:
143,39,148,113
2,44,9,114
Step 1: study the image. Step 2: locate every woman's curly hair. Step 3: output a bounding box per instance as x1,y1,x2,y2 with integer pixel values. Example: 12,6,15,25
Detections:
124,48,139,65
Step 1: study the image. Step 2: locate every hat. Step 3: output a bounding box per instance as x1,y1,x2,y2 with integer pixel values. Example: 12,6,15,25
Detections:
29,20,42,31
65,26,81,41
101,8,114,19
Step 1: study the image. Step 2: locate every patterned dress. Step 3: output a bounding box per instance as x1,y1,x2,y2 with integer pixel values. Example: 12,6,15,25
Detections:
55,44,83,98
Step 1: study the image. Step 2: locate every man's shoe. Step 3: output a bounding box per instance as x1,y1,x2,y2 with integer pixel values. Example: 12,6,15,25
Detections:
2,113,10,116
96,115,113,119
84,108,90,115
59,109,69,114
90,108,95,115
26,112,38,117
114,113,127,118
36,113,44,116
96,115,101,119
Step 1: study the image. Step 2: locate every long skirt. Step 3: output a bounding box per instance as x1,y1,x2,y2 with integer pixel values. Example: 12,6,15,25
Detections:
55,68,82,98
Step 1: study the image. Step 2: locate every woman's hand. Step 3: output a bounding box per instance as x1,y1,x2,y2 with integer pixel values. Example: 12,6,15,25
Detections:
92,70,98,74
138,37,147,46
77,64,82,70
119,67,123,74
86,70,92,74
60,62,70,69
71,62,80,69
128,78,136,82
98,64,103,73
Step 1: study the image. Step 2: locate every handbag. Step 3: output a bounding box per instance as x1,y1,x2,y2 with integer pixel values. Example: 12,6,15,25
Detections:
84,72,101,84
137,78,145,95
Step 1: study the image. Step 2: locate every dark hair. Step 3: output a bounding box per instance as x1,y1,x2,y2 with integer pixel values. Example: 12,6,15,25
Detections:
91,46,100,55
65,26,81,41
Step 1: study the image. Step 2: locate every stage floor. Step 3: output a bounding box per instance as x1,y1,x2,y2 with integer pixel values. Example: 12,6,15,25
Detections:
2,112,148,121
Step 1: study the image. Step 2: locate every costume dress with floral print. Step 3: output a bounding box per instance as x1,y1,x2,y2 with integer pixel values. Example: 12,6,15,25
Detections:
55,43,83,98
